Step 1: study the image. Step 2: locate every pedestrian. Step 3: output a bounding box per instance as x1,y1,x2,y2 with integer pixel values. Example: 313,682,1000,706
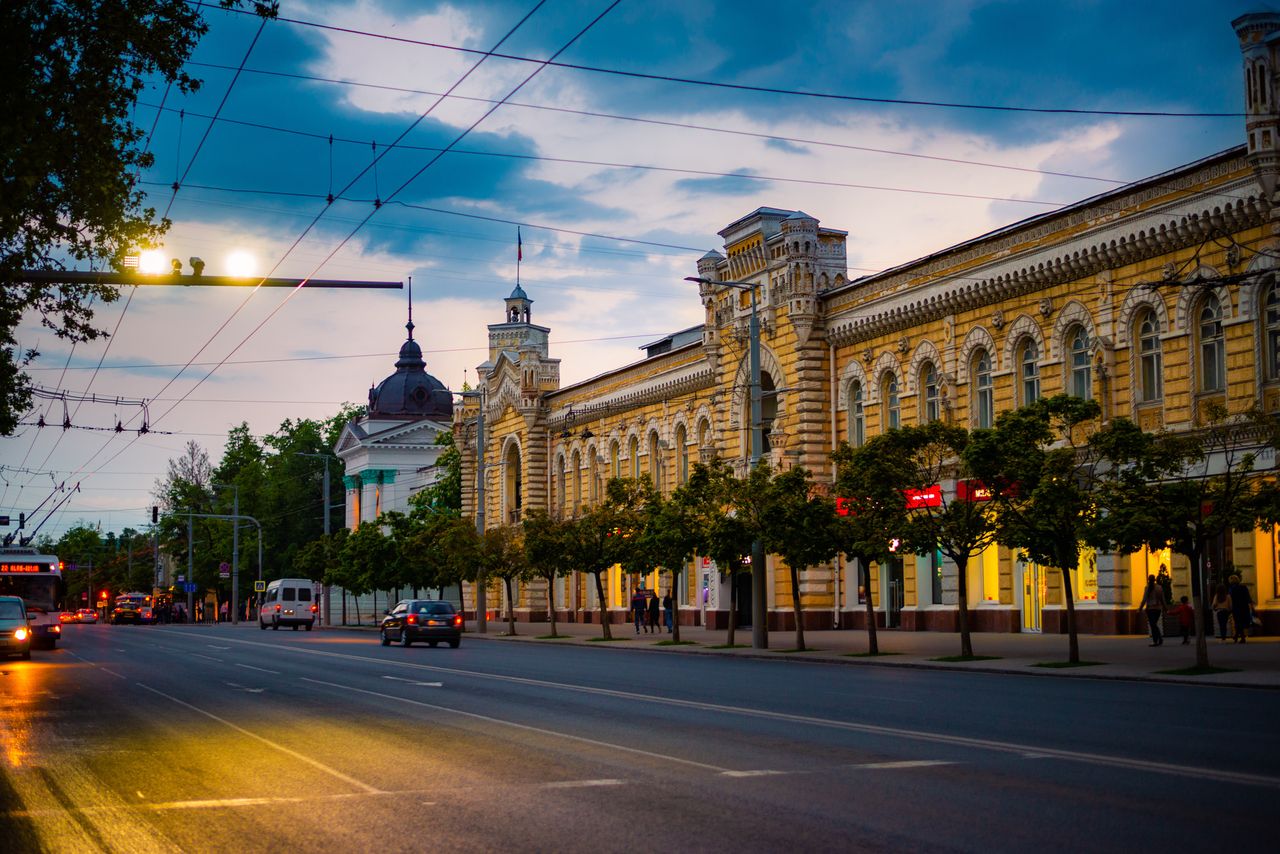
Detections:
219,600,229,624
631,588,646,634
1211,583,1232,641
1228,574,1254,644
647,591,659,634
1139,574,1166,646
662,592,673,633
1169,596,1194,645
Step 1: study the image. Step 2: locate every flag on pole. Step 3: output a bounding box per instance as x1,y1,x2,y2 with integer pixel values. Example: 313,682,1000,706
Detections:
517,227,523,262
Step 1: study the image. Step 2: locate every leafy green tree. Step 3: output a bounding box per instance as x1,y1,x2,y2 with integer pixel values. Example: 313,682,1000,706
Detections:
831,439,913,655
0,0,275,435
482,525,527,635
339,523,393,624
522,509,573,637
967,395,1106,664
572,478,650,640
414,432,463,513
759,466,842,652
434,516,481,624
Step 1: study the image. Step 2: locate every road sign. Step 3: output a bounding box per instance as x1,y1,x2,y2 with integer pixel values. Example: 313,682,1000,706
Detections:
219,561,230,579
177,574,185,582
183,582,198,593
0,515,9,526
253,580,266,593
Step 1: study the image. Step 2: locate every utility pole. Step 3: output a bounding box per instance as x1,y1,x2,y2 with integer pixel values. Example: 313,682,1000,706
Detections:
295,452,334,627
186,512,194,620
474,392,488,634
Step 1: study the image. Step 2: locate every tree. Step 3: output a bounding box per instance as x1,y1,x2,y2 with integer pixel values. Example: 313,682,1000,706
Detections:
831,439,912,655
967,395,1106,664
1096,404,1280,668
572,478,649,640
338,524,393,624
414,432,463,514
759,466,842,652
522,509,573,637
434,517,481,624
0,1,275,435
481,525,527,635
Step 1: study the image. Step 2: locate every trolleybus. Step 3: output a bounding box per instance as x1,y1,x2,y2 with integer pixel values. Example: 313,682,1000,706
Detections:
0,546,66,648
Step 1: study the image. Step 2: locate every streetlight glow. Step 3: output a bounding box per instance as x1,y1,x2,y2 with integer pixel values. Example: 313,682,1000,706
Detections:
138,250,167,275
226,250,257,278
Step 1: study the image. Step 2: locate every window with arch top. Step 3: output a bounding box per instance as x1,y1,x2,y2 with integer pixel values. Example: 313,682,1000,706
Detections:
629,435,640,479
1019,338,1041,405
921,362,939,423
882,372,900,430
973,350,994,429
848,380,864,447
1136,308,1162,403
1198,294,1225,392
1068,326,1092,400
1266,282,1280,382
675,424,689,484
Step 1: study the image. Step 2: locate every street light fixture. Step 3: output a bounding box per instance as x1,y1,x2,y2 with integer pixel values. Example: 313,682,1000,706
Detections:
684,274,768,650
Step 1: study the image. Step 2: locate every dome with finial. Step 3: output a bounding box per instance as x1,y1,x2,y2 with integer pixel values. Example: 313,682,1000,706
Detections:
368,288,453,419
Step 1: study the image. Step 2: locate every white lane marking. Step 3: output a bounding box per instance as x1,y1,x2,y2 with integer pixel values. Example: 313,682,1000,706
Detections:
207,645,231,650
100,668,127,680
721,770,786,778
541,779,624,789
236,663,280,675
155,630,1280,791
300,677,730,774
382,676,443,687
136,682,380,794
190,653,222,663
223,682,264,694
854,760,954,770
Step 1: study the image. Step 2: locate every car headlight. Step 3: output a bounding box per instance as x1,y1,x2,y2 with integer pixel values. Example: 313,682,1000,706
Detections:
14,628,28,641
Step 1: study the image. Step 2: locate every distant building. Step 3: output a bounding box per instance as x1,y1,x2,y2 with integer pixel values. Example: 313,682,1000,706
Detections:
454,12,1280,634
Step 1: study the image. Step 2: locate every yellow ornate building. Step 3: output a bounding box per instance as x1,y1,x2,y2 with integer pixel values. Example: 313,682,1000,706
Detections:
455,12,1280,635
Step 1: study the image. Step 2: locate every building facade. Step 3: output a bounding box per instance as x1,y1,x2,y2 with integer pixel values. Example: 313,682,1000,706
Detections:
455,12,1280,634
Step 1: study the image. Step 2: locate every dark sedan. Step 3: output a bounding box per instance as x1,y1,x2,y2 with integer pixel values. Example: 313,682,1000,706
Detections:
380,600,462,648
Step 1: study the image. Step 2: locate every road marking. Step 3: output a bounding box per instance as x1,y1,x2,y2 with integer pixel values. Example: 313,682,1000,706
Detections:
853,760,954,770
190,653,222,663
382,676,443,687
136,682,380,794
223,682,264,694
300,677,731,773
235,663,280,675
721,770,786,778
207,645,231,650
153,630,1280,791
100,668,127,680
541,779,624,789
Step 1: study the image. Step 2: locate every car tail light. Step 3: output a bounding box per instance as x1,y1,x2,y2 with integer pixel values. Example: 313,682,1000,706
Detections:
14,628,27,641
452,615,463,627
310,604,317,613
275,604,281,613
51,625,60,634
406,614,418,625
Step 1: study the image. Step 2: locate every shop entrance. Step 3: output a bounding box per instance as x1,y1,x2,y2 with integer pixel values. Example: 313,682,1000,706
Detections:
1021,562,1044,633
884,556,904,628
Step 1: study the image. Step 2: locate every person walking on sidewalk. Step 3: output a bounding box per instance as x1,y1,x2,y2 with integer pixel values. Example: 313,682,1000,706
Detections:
1140,574,1166,646
662,592,673,633
631,589,646,634
1228,574,1254,644
1169,596,1194,645
1211,583,1232,641
647,591,659,635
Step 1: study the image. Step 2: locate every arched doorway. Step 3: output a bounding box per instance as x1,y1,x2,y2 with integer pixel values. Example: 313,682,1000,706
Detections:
503,442,522,524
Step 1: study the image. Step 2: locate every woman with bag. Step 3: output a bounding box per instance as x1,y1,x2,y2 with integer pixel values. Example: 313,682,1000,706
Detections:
1140,575,1166,646
1210,583,1232,642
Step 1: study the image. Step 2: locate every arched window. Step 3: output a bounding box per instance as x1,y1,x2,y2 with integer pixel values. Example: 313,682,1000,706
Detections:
1136,309,1162,403
848,380,864,447
760,372,777,454
589,449,600,504
1019,339,1041,405
1068,326,1092,400
571,450,582,511
1266,283,1280,382
610,441,620,479
557,453,566,514
648,431,662,491
628,436,640,479
882,372,900,430
1198,295,1225,392
698,418,712,459
921,362,939,422
675,424,689,484
973,350,994,429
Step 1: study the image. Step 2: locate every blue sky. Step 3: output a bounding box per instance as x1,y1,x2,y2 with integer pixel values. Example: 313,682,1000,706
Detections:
3,0,1267,537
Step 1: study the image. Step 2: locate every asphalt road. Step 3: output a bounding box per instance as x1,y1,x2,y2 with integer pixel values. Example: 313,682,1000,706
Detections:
2,623,1277,853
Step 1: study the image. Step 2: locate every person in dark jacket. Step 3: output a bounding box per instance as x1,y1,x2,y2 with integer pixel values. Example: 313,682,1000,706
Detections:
662,592,673,633
646,591,660,634
1228,575,1254,644
631,589,646,634
1140,574,1166,646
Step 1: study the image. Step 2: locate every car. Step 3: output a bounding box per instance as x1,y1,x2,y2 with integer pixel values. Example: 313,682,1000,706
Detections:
380,600,462,648
59,611,77,624
0,595,32,660
258,578,317,630
76,608,98,624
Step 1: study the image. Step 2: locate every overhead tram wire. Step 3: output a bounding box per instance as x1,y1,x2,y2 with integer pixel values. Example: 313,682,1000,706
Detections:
69,1,564,484
201,3,1243,119
137,1,625,439
156,74,1131,188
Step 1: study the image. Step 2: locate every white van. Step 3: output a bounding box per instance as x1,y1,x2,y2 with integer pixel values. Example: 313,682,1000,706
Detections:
258,579,316,630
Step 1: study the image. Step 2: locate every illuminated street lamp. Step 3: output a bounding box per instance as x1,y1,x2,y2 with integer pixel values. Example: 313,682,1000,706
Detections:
684,275,768,650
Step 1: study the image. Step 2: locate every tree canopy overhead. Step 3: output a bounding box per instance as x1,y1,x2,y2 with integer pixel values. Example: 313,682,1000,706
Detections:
0,0,275,435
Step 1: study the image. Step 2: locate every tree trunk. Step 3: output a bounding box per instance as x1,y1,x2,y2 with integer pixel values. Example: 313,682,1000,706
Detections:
726,573,738,647
593,571,611,639
504,576,517,635
956,557,973,658
862,558,878,655
546,574,557,637
1191,546,1209,669
476,572,488,634
671,568,681,644
789,564,805,651
341,590,347,626
1060,566,1079,664
457,580,467,631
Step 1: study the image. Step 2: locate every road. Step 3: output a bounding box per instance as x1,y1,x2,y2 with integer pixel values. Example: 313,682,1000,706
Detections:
2,623,1277,853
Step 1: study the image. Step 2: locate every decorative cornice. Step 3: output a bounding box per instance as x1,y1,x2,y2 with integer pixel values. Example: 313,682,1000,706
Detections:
548,363,717,429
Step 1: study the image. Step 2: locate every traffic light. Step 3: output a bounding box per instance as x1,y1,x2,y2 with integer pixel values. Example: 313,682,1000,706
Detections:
18,512,24,529
99,590,108,600
152,506,158,524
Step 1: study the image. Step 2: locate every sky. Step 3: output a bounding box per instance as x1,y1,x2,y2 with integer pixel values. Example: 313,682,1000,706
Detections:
2,0,1268,540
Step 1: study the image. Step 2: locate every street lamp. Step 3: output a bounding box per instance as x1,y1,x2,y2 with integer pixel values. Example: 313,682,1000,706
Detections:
212,483,239,624
684,275,768,650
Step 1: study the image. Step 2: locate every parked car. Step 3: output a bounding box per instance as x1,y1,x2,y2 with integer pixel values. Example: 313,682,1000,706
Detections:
380,600,462,648
0,595,32,660
76,608,98,624
258,578,317,630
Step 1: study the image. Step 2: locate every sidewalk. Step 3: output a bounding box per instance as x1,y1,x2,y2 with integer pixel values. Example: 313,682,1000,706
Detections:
444,618,1280,689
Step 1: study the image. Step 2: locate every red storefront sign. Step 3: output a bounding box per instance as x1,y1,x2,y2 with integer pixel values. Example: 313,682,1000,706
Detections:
904,485,942,508
956,479,994,502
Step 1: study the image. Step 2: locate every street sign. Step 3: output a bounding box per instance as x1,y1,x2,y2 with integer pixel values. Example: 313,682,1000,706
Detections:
177,574,185,582
183,582,198,593
253,580,266,593
219,561,230,579
0,515,9,526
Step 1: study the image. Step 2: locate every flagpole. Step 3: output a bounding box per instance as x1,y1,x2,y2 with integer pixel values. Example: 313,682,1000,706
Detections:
517,227,522,287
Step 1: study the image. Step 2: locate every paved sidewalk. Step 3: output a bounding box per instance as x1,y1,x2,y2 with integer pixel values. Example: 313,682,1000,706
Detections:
448,618,1280,689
